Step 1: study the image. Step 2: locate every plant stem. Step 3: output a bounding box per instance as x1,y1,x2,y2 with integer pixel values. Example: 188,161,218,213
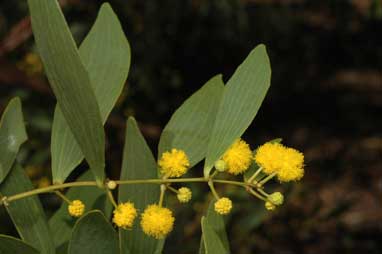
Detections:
106,189,118,208
158,184,166,207
258,172,277,187
208,181,220,200
247,167,263,183
0,177,261,206
248,188,267,202
166,185,178,194
256,188,270,197
54,191,71,204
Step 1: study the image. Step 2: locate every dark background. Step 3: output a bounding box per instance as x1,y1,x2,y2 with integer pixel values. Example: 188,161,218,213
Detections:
0,0,381,253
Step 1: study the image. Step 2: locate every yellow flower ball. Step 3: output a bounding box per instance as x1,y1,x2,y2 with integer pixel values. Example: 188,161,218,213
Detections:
141,204,175,239
177,187,192,203
158,149,190,177
68,200,85,217
112,202,137,229
222,139,253,175
277,147,304,182
214,197,233,215
265,201,276,211
268,192,284,206
254,143,305,182
254,142,285,174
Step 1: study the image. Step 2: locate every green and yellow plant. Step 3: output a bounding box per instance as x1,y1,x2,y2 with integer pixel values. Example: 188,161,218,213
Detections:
0,1,305,253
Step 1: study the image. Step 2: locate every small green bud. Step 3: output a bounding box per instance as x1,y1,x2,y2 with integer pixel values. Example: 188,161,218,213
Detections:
265,201,276,211
268,192,284,206
107,180,117,190
214,160,227,172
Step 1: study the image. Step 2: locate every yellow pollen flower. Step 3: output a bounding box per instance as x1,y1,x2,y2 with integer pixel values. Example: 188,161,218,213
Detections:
214,197,233,215
265,201,276,211
68,200,85,217
141,204,175,239
222,139,253,175
254,142,285,174
254,143,305,182
112,202,137,229
277,147,304,182
158,149,190,177
177,187,192,203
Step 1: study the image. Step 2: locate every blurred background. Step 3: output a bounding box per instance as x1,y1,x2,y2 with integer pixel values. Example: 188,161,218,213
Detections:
0,0,381,253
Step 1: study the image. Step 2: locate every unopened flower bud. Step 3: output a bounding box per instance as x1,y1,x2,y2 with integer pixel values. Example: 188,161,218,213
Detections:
265,201,276,211
107,180,117,190
268,192,284,206
214,160,227,172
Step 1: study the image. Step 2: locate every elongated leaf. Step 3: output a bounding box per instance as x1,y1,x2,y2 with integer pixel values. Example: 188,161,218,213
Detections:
201,217,228,254
68,211,118,254
0,235,39,254
49,170,112,252
199,201,230,254
158,75,224,168
51,3,130,183
204,45,271,177
0,163,55,254
28,0,105,185
119,117,162,254
0,98,27,183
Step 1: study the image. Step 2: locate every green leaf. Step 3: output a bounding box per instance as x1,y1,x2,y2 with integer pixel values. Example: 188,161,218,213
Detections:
68,210,118,254
0,163,55,254
243,138,282,182
200,217,228,254
51,3,130,183
0,98,27,183
158,75,224,168
28,0,105,185
199,201,230,254
119,117,163,254
0,235,39,254
204,45,271,177
49,170,113,252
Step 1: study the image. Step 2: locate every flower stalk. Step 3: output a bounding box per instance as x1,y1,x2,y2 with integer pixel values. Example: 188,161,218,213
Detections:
0,177,263,206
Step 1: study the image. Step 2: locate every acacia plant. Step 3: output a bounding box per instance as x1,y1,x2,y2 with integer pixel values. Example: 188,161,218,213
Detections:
0,1,305,254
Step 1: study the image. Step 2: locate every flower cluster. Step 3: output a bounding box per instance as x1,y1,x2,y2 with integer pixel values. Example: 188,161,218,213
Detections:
177,187,192,203
158,148,190,177
254,142,304,182
221,139,253,175
141,204,175,239
214,197,233,215
68,200,85,217
63,141,304,238
112,202,137,229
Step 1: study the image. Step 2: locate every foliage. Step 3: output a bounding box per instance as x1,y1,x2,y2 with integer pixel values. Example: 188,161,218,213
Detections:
0,1,291,253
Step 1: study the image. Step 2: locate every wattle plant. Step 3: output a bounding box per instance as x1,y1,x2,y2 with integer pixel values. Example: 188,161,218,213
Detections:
0,1,305,254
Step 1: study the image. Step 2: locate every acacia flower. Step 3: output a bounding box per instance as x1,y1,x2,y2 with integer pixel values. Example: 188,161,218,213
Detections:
112,202,137,229
277,147,304,182
177,187,192,203
221,139,253,175
158,149,190,177
141,204,175,239
254,143,304,182
214,197,233,215
68,200,85,217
